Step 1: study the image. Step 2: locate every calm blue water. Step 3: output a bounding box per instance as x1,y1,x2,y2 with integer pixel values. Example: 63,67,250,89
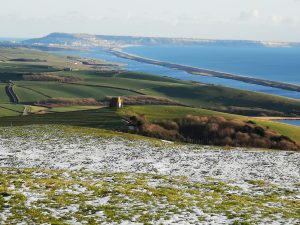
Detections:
278,120,300,126
125,45,300,85
54,48,300,100
0,37,27,42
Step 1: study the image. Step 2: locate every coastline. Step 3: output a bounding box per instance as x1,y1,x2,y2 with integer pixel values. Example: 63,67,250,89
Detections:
107,48,300,93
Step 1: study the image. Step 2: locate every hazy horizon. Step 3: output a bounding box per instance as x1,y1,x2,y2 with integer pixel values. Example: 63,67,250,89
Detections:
2,33,300,44
1,0,300,42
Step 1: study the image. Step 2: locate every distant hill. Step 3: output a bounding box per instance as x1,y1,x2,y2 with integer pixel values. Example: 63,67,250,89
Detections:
22,32,300,49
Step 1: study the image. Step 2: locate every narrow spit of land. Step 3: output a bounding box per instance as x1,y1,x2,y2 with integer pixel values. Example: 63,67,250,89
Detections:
108,49,300,93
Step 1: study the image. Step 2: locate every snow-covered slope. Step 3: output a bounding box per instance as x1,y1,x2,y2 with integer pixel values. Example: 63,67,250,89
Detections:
0,125,299,224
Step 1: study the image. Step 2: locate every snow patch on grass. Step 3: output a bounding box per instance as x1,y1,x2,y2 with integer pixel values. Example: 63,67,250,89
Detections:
0,125,299,224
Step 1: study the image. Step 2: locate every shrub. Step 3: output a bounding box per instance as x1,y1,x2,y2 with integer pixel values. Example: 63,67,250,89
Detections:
129,114,300,151
157,120,179,130
36,98,101,107
235,132,251,146
218,128,235,138
254,127,265,137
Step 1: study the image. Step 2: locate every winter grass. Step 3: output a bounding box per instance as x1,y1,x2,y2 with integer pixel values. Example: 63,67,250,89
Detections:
0,125,299,224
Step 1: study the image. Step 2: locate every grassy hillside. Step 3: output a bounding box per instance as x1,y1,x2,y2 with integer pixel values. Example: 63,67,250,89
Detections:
120,105,300,143
119,105,240,120
0,107,125,130
0,124,299,224
1,167,299,225
49,105,101,113
72,70,300,115
1,47,300,115
13,85,48,103
1,103,298,147
1,47,300,146
0,47,114,71
14,81,140,103
0,104,24,117
0,84,10,103
144,84,300,112
63,70,300,114
252,120,300,144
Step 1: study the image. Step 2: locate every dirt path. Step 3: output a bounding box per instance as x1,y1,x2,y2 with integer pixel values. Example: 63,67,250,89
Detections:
22,105,30,116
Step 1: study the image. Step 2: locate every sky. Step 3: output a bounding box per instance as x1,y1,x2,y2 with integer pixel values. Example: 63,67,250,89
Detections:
0,0,300,42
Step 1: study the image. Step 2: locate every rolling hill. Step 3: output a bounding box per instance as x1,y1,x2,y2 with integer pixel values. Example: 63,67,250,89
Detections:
0,47,300,148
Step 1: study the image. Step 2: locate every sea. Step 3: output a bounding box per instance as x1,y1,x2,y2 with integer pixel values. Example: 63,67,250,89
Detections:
277,120,300,126
0,37,27,42
125,45,300,86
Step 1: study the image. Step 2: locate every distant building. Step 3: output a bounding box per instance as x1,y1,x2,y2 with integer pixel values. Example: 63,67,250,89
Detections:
109,97,123,108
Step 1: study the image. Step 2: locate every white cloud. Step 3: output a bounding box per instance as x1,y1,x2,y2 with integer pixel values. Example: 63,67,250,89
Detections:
0,0,300,42
251,9,260,18
238,9,260,20
271,15,282,24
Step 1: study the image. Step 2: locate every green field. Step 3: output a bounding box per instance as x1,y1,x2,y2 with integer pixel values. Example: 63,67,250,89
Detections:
0,84,9,103
0,104,24,117
66,70,300,112
119,105,240,120
13,85,48,103
1,48,300,115
49,105,102,112
60,70,300,114
0,107,125,130
1,104,298,144
1,47,300,145
14,81,140,103
0,63,58,74
28,105,48,113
